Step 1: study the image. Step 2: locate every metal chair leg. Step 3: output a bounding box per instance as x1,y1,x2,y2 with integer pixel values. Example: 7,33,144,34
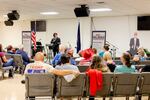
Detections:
126,96,129,100
2,70,4,79
148,95,150,100
103,97,106,100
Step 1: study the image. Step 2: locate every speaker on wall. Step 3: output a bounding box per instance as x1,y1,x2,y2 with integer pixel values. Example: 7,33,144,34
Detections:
4,20,14,26
74,5,90,17
7,10,20,20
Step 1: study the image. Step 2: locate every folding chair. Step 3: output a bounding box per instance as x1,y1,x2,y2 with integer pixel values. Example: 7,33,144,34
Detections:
56,73,86,100
113,73,140,100
86,73,114,100
5,54,14,59
139,61,150,65
25,73,55,100
138,72,150,100
13,54,25,74
77,65,89,72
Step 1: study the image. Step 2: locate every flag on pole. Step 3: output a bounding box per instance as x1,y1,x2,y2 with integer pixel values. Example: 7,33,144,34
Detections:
76,22,81,53
31,30,36,51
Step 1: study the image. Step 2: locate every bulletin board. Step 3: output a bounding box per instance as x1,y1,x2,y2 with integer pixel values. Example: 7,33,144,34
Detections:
92,31,106,52
22,31,32,57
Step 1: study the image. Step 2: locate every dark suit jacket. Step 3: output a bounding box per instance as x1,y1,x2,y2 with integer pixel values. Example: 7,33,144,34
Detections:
129,38,140,56
51,37,61,50
129,38,140,50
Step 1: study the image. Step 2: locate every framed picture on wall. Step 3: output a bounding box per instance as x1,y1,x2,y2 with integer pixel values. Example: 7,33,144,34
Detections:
92,31,106,53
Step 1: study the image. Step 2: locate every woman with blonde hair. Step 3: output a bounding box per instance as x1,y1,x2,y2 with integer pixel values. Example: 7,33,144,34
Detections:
103,45,116,72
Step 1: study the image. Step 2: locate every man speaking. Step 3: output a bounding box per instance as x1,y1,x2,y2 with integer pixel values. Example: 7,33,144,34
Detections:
50,33,61,56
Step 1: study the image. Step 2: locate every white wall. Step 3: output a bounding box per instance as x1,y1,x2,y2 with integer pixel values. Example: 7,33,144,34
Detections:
93,16,150,56
0,16,150,56
0,18,91,52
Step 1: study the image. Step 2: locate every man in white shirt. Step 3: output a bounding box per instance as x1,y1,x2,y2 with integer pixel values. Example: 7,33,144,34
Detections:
129,32,140,56
24,52,79,76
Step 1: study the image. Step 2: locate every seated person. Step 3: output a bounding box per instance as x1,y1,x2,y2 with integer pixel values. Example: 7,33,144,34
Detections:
55,54,79,82
52,45,76,66
6,45,15,54
141,65,150,72
51,44,66,66
0,44,14,77
78,48,94,65
75,50,84,62
24,52,79,99
79,50,93,65
25,52,79,76
133,47,146,62
99,50,105,58
89,55,110,72
16,45,30,66
87,55,110,100
55,54,79,100
55,54,79,71
92,48,97,56
103,45,116,72
114,53,136,73
66,48,76,65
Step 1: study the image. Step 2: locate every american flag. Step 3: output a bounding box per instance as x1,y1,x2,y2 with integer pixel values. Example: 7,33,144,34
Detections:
31,30,36,51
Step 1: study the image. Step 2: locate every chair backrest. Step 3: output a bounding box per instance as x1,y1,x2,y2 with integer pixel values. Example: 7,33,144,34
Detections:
86,73,114,97
25,73,55,97
114,60,122,65
56,73,86,97
139,72,150,95
13,54,24,67
113,73,140,96
146,57,150,60
77,65,89,72
5,54,14,59
139,60,150,65
96,73,114,97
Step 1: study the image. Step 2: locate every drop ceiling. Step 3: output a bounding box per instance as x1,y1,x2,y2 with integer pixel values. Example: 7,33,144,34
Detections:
0,0,150,21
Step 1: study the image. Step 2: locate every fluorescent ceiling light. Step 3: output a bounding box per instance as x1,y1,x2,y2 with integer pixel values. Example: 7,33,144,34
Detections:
90,8,112,12
40,12,59,15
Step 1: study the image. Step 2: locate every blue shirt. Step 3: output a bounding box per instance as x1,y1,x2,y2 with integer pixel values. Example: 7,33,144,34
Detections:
16,50,30,66
51,52,62,65
99,51,104,57
70,58,76,65
51,52,76,65
114,65,136,73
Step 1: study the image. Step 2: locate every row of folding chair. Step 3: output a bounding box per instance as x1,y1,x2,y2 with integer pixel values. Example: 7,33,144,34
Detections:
5,54,25,74
25,72,150,100
25,73,86,100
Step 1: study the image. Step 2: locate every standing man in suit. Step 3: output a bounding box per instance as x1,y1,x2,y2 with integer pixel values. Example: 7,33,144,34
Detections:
50,33,61,56
129,32,140,56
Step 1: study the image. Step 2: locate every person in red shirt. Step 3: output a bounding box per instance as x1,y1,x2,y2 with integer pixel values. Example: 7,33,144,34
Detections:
86,55,110,100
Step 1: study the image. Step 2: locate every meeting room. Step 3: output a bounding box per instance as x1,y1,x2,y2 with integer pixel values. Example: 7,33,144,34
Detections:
0,0,150,100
